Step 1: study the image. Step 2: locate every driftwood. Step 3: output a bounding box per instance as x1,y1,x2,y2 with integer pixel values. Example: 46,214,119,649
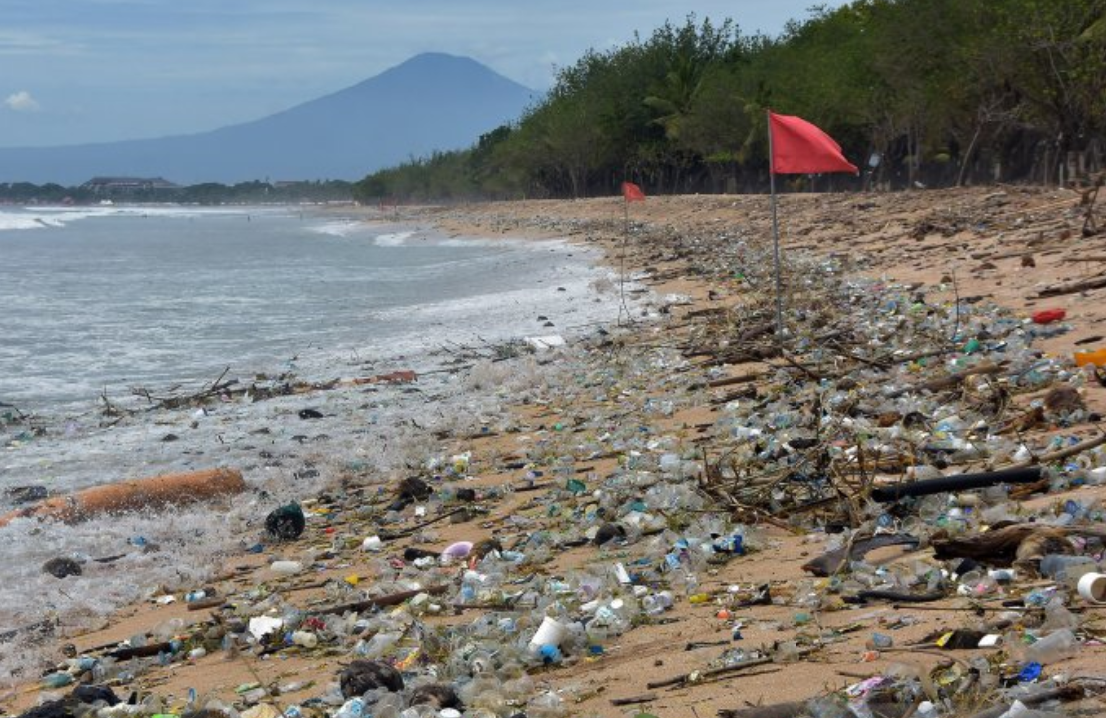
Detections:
608,694,657,707
0,468,246,529
717,702,807,718
966,684,1086,718
802,533,921,576
308,584,450,618
1037,272,1106,298
931,523,1106,566
884,361,1005,399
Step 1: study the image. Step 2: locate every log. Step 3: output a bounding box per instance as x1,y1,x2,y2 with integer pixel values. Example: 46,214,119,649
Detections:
0,468,246,528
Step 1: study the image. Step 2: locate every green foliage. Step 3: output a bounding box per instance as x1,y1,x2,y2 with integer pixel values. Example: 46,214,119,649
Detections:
0,180,355,205
358,0,1106,200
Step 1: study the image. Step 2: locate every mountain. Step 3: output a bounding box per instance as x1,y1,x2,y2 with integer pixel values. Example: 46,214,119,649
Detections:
0,53,536,186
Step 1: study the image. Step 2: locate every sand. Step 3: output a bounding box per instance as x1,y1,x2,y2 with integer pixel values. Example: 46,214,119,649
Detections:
3,185,1105,718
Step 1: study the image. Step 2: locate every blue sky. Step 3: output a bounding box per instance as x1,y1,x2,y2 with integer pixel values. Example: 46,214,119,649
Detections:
1,1,843,149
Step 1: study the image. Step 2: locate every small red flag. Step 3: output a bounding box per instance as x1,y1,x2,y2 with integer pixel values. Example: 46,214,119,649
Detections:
621,181,646,202
769,111,858,175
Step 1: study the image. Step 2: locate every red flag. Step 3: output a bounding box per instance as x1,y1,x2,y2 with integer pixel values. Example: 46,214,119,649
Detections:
769,111,858,175
621,181,646,202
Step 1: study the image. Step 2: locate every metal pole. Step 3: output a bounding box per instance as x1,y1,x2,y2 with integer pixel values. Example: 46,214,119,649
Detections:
768,112,784,336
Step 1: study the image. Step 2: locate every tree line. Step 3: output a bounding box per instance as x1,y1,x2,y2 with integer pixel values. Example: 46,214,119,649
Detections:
0,180,354,205
353,0,1106,203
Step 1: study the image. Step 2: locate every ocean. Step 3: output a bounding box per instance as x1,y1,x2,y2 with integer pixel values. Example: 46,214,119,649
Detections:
0,204,625,681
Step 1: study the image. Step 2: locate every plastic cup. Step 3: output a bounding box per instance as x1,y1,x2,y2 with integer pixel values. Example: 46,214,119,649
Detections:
1077,572,1106,604
528,616,566,650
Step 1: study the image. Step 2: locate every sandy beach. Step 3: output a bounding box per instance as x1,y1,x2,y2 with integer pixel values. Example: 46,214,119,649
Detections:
4,185,1106,718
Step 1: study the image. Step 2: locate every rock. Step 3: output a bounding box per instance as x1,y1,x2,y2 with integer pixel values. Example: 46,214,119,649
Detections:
42,557,82,579
339,659,404,697
264,503,306,540
1044,385,1083,414
298,408,324,420
409,683,462,709
5,485,48,505
593,522,626,546
71,685,120,706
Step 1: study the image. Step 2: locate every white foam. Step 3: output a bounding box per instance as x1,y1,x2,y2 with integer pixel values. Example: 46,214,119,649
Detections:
0,205,269,233
374,230,416,246
307,220,364,238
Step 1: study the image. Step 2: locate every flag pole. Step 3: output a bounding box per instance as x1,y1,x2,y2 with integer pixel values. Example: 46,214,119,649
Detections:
619,193,631,326
768,111,784,337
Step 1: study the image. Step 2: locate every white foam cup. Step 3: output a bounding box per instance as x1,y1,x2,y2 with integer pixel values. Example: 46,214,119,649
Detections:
1077,572,1106,603
528,616,566,650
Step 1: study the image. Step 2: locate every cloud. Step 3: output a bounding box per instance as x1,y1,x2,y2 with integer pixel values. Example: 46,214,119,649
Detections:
4,90,41,112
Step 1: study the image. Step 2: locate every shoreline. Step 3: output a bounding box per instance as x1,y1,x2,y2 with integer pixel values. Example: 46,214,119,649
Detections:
4,187,1106,718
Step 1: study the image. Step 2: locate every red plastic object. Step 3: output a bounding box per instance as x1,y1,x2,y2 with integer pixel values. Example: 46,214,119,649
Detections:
1032,308,1066,324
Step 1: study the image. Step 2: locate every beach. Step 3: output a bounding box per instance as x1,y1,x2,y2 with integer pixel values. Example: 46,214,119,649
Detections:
3,186,1106,718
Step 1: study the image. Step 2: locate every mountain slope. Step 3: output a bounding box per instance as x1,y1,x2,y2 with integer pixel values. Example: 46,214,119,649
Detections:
0,53,536,185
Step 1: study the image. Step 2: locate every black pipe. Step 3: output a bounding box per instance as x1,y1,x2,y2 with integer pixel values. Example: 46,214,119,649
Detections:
870,466,1042,503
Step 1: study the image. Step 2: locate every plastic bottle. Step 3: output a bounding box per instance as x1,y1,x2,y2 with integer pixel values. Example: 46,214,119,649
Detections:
270,560,303,575
1038,554,1098,583
1074,348,1106,367
1023,628,1079,664
642,591,673,615
291,631,318,648
335,698,365,718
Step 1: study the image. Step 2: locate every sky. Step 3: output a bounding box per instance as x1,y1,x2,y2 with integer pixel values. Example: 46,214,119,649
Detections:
1,0,844,149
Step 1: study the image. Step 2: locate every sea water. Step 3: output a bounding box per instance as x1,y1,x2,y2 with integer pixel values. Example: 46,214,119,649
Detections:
0,204,631,681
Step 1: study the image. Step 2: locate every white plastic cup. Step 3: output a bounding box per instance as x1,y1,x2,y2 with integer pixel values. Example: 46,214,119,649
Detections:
528,616,566,650
270,560,303,575
1077,572,1106,604
291,631,318,648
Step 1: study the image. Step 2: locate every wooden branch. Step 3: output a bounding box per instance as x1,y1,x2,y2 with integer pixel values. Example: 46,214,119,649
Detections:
884,362,1004,399
1037,272,1106,298
308,584,450,618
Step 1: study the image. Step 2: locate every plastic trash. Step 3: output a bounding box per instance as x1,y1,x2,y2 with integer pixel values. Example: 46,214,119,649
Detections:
1038,554,1098,584
270,560,303,575
1077,572,1106,603
1022,628,1079,664
528,616,566,651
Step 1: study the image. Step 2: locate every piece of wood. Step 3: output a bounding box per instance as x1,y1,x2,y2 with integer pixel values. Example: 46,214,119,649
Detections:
0,468,246,528
609,694,657,706
1037,273,1106,298
308,584,450,617
884,361,1004,399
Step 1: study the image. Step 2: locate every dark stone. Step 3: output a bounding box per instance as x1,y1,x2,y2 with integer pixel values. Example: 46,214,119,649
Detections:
339,659,404,697
265,503,306,540
409,683,462,709
472,538,502,559
5,485,48,505
42,557,83,579
389,476,432,511
17,700,73,718
72,685,120,706
593,523,625,546
298,408,324,420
